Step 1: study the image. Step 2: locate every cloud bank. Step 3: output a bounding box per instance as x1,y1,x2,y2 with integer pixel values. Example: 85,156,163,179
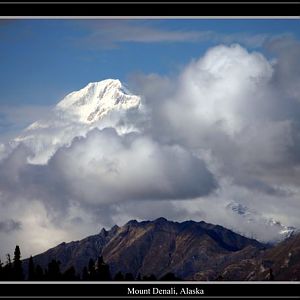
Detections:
1,39,300,257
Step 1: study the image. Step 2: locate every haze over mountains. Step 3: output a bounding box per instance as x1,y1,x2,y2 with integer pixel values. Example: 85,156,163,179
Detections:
226,201,295,243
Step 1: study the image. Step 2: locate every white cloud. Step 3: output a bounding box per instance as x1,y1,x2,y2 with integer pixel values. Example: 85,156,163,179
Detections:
73,20,288,50
129,42,300,238
0,105,52,144
1,41,300,257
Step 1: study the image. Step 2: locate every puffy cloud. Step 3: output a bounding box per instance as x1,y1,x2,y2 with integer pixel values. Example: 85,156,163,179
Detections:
1,41,300,256
132,44,300,192
129,42,300,238
0,128,216,206
266,36,300,100
0,128,216,257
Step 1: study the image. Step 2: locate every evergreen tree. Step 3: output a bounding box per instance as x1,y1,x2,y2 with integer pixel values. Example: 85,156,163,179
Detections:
46,259,62,280
160,272,181,281
124,273,134,281
13,245,23,280
114,271,125,281
269,268,274,281
149,274,157,280
88,258,96,280
28,256,35,281
3,254,12,280
215,274,224,281
82,266,89,281
95,256,111,280
62,266,77,281
142,274,157,281
35,264,44,281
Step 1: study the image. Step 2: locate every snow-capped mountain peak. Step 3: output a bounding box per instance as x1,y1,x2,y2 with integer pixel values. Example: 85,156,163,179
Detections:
226,201,296,244
10,79,143,164
55,79,140,123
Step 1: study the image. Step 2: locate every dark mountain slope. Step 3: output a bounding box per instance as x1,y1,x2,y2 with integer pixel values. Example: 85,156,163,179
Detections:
23,218,264,280
220,232,300,280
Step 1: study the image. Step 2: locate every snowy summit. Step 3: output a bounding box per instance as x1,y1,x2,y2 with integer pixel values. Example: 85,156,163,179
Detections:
55,79,140,124
11,79,142,164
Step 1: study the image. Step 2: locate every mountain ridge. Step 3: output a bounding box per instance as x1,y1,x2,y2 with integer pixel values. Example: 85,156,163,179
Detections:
22,217,266,280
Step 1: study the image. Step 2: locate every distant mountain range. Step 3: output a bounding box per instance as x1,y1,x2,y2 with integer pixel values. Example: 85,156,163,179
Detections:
226,201,296,243
22,218,300,280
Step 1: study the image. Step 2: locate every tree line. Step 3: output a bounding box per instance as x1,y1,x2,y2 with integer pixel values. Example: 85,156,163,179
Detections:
0,245,181,281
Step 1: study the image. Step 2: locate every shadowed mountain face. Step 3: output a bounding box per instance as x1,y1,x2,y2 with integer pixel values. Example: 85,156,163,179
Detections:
220,232,300,281
23,218,267,280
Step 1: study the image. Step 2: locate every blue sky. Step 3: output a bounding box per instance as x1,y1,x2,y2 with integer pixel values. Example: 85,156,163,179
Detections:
0,18,299,136
1,18,300,258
